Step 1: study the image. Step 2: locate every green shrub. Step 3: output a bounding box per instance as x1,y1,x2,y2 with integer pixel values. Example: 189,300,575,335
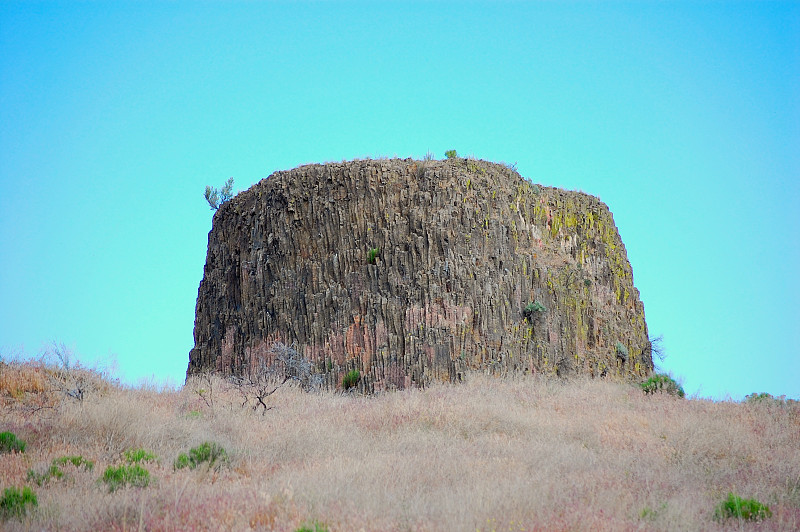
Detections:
713,493,771,521
367,247,380,265
342,369,361,390
640,373,685,398
102,464,151,492
174,442,228,470
522,301,547,321
0,431,26,453
0,486,38,521
174,453,191,470
124,448,156,464
444,149,458,159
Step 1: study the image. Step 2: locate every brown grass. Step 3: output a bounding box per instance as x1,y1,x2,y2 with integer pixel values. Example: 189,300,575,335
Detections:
1,360,798,531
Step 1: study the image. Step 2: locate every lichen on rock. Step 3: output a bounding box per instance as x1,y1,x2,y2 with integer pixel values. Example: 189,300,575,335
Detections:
187,157,652,391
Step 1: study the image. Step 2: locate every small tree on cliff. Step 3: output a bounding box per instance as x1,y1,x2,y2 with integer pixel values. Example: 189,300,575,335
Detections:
204,177,234,210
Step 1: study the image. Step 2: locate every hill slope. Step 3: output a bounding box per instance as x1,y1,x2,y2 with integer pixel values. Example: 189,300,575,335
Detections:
1,361,798,531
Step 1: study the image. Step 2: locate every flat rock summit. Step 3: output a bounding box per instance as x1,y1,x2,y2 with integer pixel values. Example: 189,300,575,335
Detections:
187,158,652,391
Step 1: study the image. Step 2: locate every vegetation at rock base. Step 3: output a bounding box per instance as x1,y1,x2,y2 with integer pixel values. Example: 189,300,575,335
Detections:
640,372,685,398
0,355,798,531
342,369,361,390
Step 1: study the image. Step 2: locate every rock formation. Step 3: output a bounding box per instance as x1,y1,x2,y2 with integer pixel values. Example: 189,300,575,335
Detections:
187,158,652,391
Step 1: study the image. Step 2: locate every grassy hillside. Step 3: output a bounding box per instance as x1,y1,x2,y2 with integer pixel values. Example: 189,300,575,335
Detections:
1,358,798,531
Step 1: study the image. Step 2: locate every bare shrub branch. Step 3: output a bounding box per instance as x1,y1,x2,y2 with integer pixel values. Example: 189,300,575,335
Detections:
229,343,321,414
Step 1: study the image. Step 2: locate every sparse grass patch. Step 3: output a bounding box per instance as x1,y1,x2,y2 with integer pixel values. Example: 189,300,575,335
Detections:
26,464,63,486
101,464,150,492
174,441,228,471
53,455,94,471
295,522,329,532
713,493,772,521
27,455,94,486
0,486,37,521
0,431,26,453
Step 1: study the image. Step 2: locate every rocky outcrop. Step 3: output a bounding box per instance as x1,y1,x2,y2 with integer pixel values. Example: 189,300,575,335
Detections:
187,158,652,391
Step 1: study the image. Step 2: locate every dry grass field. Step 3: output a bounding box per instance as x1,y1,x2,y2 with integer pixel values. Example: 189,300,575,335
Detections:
1,357,798,531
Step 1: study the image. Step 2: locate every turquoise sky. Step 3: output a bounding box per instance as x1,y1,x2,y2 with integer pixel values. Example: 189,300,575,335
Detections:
1,1,797,399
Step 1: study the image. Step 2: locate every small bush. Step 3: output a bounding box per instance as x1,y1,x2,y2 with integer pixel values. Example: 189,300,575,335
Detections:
0,486,38,521
522,301,547,321
124,448,156,464
174,442,228,470
0,431,26,453
367,247,380,265
640,373,685,398
444,149,458,159
714,493,772,521
102,464,151,492
342,369,361,390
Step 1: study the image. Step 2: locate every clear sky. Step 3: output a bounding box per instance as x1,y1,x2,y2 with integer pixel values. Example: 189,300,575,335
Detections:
1,1,798,399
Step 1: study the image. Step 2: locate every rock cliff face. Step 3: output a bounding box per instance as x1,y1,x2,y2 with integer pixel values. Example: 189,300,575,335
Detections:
187,158,652,391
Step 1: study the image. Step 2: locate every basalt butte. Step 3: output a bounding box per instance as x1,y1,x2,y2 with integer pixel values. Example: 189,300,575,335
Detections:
187,158,653,391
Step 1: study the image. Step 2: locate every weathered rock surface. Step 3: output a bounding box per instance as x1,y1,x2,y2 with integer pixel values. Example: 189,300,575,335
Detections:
187,158,652,391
